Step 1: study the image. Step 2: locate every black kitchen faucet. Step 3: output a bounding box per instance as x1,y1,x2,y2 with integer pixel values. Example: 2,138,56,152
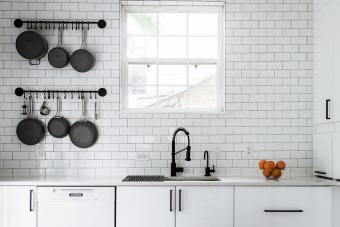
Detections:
204,150,215,176
171,127,191,176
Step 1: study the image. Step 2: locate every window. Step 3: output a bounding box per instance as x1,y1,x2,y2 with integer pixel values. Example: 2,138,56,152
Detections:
122,6,224,111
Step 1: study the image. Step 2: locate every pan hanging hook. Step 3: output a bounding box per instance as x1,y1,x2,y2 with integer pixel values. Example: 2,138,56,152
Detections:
89,91,92,99
64,91,67,99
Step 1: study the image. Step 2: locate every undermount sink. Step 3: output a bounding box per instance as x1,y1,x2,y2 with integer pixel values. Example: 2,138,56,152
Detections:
165,176,220,181
122,175,220,182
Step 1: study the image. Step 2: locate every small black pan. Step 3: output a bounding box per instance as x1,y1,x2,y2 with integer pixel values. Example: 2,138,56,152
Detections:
48,28,70,68
48,96,70,138
16,31,48,65
16,95,45,145
69,96,98,148
70,29,94,73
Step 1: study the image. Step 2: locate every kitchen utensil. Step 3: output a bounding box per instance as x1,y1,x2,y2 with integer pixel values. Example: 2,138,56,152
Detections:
16,95,45,145
70,28,94,73
16,31,48,65
40,101,50,116
22,98,28,115
48,96,70,138
48,27,70,68
69,96,98,148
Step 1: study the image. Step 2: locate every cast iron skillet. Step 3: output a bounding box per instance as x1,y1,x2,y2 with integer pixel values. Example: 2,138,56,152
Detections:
16,31,48,65
70,29,94,73
16,95,45,145
48,96,70,138
69,96,98,148
48,28,70,68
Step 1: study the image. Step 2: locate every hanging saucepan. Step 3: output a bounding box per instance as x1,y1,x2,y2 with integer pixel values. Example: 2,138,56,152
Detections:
69,95,98,148
48,95,70,138
70,27,94,73
16,95,45,145
16,30,48,65
48,25,70,68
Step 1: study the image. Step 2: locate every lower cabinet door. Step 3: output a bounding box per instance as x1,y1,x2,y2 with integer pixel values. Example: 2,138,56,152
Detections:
117,186,175,227
0,186,36,227
235,187,331,227
176,186,234,227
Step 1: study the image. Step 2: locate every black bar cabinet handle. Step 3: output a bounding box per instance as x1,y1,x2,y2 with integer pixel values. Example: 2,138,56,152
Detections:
179,189,182,212
29,189,34,211
264,209,303,213
315,171,327,175
170,190,173,212
326,99,331,120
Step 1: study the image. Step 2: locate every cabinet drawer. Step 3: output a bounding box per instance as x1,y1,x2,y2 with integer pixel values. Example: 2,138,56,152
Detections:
235,187,331,227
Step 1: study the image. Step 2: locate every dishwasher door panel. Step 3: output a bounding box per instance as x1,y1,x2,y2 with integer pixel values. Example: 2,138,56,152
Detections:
37,187,115,227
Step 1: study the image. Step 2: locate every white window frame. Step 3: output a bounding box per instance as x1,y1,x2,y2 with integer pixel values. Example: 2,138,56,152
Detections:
121,5,225,113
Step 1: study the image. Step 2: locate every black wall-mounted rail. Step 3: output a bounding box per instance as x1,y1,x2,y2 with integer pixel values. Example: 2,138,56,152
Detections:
15,87,107,98
14,19,106,30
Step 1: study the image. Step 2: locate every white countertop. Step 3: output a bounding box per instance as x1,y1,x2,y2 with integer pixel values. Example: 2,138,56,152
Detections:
0,176,337,186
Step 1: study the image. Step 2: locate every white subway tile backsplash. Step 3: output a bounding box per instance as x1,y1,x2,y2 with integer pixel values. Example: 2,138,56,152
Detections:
0,0,313,177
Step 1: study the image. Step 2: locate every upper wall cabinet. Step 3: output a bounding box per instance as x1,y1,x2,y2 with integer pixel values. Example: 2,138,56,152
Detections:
314,0,334,124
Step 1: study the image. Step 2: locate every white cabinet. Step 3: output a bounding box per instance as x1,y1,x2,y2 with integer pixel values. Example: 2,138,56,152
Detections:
38,187,115,227
0,186,36,227
116,186,233,227
314,0,333,124
332,132,340,179
117,186,175,227
176,186,233,227
314,132,333,178
235,187,331,227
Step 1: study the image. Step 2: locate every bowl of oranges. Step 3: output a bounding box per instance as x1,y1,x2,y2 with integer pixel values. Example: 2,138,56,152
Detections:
258,160,286,179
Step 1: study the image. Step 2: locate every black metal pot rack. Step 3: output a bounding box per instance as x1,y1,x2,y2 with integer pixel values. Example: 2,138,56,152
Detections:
14,19,106,30
15,87,107,99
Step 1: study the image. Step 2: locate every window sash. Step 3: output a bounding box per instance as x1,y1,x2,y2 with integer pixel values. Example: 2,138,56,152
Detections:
121,6,224,112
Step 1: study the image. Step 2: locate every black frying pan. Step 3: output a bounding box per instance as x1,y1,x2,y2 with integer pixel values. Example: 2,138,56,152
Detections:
48,96,70,138
16,95,45,145
70,29,94,73
69,96,98,148
48,29,70,68
16,31,48,65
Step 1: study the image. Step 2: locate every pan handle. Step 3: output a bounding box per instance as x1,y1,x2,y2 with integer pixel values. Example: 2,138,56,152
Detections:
28,95,33,118
81,95,87,120
29,59,40,65
56,96,61,117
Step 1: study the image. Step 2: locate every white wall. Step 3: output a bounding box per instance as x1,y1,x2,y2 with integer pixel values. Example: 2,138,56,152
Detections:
0,0,313,177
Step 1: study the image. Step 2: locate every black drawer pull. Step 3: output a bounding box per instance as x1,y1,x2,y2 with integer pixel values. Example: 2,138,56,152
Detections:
264,209,303,213
315,171,327,175
69,193,83,197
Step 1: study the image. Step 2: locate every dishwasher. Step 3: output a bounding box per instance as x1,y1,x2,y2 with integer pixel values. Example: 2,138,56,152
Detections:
37,187,115,227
